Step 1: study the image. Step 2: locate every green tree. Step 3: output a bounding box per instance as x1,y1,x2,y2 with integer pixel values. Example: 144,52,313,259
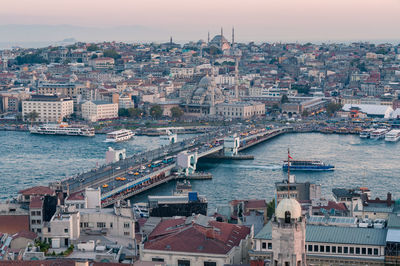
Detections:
91,54,98,59
170,106,184,119
128,108,143,118
15,54,48,65
326,102,343,116
118,108,130,117
26,111,39,126
280,94,289,104
103,49,121,60
291,84,310,95
87,44,99,51
267,199,275,219
149,105,163,119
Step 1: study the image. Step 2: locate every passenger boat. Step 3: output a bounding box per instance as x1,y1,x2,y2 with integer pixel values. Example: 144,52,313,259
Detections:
133,202,149,218
370,128,389,140
104,129,135,142
29,122,95,137
283,160,334,171
360,128,374,138
385,129,400,142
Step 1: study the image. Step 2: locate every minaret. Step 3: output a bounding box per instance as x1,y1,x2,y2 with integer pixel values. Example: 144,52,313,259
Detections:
207,31,210,45
220,27,223,49
232,27,235,47
170,36,172,45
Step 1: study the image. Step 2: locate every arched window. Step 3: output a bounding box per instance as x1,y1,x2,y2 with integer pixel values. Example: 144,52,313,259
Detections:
285,211,291,223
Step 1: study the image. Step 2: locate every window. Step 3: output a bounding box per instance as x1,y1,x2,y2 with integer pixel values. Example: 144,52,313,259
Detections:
326,246,330,253
124,232,130,236
350,247,354,254
32,220,36,225
124,222,130,228
204,262,216,266
48,228,51,233
374,248,378,255
268,242,272,249
356,247,360,254
285,262,290,266
308,245,313,252
262,242,266,249
110,222,113,228
362,248,366,255
320,245,324,252
314,245,318,252
178,260,190,266
344,247,348,254
97,222,106,228
338,246,342,253
368,248,372,255
37,228,41,233
64,228,68,233
332,246,336,253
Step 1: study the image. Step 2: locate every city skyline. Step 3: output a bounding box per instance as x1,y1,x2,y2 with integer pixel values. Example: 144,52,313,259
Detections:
1,0,400,44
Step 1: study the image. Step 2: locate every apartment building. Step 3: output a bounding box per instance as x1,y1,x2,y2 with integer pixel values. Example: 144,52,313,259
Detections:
81,100,118,122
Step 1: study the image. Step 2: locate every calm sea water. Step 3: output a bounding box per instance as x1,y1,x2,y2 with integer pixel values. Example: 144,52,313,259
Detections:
1,131,399,211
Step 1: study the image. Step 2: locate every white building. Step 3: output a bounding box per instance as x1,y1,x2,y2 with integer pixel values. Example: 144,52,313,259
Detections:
22,95,74,123
90,57,115,69
216,102,265,119
81,100,118,122
118,95,135,109
170,67,194,78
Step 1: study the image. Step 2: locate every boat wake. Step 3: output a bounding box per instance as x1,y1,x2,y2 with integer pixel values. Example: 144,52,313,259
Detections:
213,163,281,170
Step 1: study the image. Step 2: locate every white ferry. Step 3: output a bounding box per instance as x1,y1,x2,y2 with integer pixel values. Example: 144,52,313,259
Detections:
370,128,389,140
29,123,95,137
104,129,134,142
385,129,400,142
360,128,374,139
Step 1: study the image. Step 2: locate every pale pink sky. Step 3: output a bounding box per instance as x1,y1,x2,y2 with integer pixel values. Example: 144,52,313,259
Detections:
1,0,399,42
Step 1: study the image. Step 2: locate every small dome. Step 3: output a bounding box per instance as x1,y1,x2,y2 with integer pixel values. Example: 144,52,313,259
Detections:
198,76,213,88
275,198,302,220
193,87,207,96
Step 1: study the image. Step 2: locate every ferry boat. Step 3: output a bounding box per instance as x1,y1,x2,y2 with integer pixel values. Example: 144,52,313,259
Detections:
283,160,334,171
29,123,95,137
360,128,374,138
370,128,389,140
385,129,400,142
104,129,134,142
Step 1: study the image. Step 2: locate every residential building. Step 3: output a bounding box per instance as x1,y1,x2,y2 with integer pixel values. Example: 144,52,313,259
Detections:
90,57,115,69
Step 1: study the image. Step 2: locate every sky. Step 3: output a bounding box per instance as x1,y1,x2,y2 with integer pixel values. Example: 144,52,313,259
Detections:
0,0,400,43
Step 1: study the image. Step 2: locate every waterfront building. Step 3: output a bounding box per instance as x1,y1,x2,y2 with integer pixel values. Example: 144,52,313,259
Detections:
140,214,251,265
81,100,118,122
342,104,393,118
22,95,74,123
215,102,265,119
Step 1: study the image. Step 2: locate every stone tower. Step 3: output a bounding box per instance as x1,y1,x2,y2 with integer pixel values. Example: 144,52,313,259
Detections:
271,198,307,266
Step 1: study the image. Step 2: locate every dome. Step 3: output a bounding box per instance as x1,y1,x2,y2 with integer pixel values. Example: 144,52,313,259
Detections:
275,198,302,220
193,87,207,96
198,76,213,88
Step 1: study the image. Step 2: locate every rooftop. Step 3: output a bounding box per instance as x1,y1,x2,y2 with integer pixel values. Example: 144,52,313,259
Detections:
19,186,54,196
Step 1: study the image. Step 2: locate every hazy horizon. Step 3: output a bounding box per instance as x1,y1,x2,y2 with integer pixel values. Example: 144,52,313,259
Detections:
1,0,400,48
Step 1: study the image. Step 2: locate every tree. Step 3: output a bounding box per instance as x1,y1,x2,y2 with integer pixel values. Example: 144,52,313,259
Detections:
149,105,163,119
170,106,184,119
128,108,143,118
118,108,130,117
15,53,48,65
280,94,289,104
87,44,99,51
26,111,39,126
91,54,98,59
103,49,121,60
267,199,275,219
291,84,310,95
326,102,342,116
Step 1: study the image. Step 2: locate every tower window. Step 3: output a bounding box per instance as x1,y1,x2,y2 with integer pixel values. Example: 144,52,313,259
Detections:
285,211,291,223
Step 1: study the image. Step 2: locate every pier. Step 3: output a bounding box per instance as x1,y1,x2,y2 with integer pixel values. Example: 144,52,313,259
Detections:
50,126,290,207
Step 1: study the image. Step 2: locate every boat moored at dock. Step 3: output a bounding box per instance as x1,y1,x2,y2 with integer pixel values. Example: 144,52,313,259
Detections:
385,129,400,142
29,122,95,137
360,128,374,138
104,129,135,142
370,128,389,140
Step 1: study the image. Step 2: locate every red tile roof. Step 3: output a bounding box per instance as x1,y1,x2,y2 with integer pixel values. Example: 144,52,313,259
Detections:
29,196,43,209
144,217,250,255
18,186,54,196
12,230,37,240
0,215,29,234
66,191,85,201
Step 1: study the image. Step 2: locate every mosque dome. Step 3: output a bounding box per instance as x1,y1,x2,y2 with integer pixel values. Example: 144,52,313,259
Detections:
275,198,302,220
198,75,214,88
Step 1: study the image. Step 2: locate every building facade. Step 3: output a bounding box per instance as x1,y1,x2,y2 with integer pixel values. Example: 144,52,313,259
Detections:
22,95,74,123
81,100,118,122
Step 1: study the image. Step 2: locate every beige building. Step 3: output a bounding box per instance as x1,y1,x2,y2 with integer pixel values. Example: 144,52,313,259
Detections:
22,95,73,123
90,57,115,69
216,102,265,119
81,100,118,122
37,83,84,99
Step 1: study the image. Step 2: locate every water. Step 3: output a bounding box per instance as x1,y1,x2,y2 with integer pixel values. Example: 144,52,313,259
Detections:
1,131,399,211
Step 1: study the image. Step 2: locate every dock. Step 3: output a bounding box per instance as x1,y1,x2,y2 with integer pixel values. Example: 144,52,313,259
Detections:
182,173,212,180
